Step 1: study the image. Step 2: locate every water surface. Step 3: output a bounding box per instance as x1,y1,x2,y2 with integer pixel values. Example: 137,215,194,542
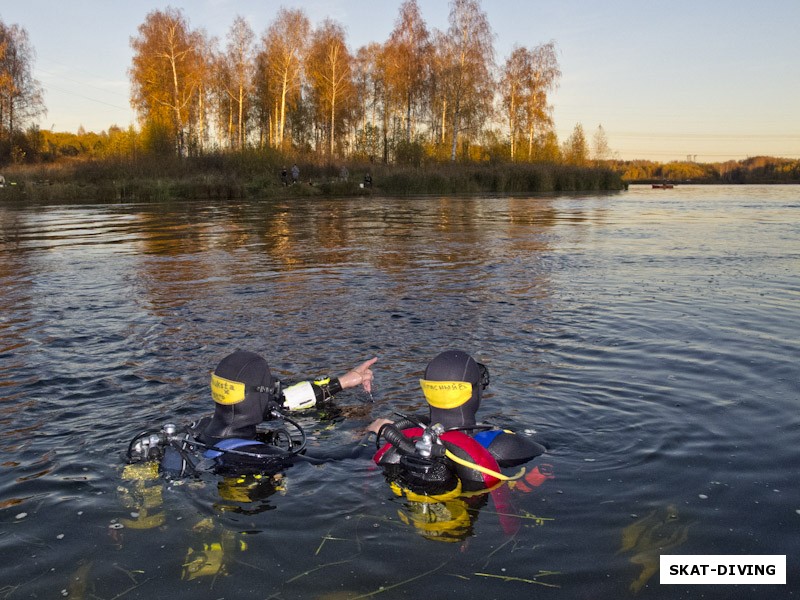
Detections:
0,185,797,599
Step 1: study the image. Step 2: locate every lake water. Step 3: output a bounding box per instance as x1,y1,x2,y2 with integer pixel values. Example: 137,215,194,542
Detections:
0,185,797,599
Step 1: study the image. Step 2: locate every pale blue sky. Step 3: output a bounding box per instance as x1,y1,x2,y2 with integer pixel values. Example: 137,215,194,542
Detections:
2,0,798,161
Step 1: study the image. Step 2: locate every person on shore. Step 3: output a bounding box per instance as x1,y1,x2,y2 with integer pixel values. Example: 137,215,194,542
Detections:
363,172,372,188
280,166,288,186
291,164,300,185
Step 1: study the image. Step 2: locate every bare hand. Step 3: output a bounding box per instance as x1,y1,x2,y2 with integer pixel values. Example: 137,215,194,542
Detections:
367,417,393,434
339,357,377,393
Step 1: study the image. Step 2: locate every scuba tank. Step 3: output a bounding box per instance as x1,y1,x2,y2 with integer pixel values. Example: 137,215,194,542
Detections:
377,420,457,496
374,413,510,493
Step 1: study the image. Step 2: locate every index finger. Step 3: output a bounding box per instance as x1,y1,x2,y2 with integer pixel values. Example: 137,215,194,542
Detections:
359,357,378,370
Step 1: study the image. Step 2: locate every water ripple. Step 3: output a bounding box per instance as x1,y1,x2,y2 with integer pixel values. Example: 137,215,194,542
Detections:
0,187,798,598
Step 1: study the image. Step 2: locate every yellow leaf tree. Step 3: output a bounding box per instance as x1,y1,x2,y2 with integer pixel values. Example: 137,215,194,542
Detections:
306,19,354,158
129,7,206,156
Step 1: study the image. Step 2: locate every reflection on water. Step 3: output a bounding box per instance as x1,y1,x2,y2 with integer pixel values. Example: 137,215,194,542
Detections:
0,186,798,599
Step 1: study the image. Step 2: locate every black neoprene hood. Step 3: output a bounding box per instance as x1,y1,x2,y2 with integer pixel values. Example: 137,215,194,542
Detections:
424,350,483,430
200,350,275,444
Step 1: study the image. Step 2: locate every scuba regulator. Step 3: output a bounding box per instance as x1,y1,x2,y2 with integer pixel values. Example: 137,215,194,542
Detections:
127,423,181,463
376,417,458,496
126,409,309,477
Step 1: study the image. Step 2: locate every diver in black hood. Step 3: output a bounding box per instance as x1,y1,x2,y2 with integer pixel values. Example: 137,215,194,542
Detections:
199,349,377,445
420,349,486,430
367,350,551,542
370,350,545,491
127,350,376,476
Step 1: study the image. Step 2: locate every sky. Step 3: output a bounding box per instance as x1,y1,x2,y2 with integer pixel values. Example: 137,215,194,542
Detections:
2,0,799,162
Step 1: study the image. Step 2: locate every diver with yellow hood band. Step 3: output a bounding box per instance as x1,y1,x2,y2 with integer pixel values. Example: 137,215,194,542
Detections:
370,350,549,539
372,350,545,487
126,350,377,475
119,350,377,581
201,350,376,444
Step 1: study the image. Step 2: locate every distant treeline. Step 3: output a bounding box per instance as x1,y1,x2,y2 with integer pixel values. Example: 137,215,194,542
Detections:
616,156,800,184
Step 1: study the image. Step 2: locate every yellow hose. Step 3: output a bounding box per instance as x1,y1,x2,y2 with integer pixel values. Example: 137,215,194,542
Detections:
444,449,525,482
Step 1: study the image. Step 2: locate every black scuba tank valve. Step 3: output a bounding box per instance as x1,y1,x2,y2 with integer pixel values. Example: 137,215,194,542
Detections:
378,422,446,459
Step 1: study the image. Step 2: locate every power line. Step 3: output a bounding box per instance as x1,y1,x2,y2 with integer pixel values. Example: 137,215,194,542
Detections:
43,83,131,112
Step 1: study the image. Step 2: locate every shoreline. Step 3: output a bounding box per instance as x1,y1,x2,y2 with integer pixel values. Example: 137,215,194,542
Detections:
0,160,626,204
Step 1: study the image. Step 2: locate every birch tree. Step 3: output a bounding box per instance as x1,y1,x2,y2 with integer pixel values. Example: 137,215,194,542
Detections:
258,8,309,149
0,21,44,145
524,41,560,159
130,8,205,156
218,16,254,150
501,41,560,161
352,42,386,161
563,123,588,165
306,19,354,157
383,0,431,143
500,46,529,160
440,0,495,161
592,124,611,163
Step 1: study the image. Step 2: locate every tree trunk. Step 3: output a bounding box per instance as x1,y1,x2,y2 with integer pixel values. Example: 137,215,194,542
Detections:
330,92,336,157
528,123,534,160
279,70,289,147
406,91,412,143
509,95,516,161
238,84,244,149
449,108,459,162
440,98,447,145
170,56,184,156
198,87,205,154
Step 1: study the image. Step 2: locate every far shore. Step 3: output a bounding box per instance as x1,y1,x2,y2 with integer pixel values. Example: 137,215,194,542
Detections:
3,155,798,205
0,159,625,204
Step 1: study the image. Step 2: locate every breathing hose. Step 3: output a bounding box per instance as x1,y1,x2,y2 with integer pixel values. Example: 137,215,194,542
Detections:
444,449,525,482
376,423,419,456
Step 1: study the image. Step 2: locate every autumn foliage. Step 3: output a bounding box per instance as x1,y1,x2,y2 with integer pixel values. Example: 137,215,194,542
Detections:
118,0,567,165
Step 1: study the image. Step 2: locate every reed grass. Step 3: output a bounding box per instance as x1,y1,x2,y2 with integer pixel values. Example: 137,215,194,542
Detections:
0,154,624,204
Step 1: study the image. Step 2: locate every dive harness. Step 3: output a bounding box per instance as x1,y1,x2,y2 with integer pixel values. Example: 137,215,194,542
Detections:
126,408,307,476
375,413,525,495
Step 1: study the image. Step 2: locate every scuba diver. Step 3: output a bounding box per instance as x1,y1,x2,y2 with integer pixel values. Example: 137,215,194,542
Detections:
126,350,377,476
368,350,551,541
119,350,376,579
